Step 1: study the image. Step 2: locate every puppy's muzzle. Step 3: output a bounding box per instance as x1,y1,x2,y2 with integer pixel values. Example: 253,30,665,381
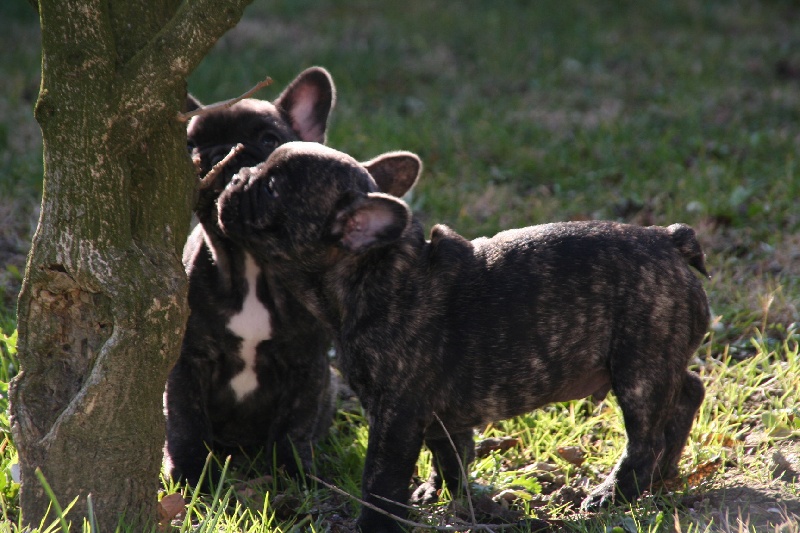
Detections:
218,168,276,236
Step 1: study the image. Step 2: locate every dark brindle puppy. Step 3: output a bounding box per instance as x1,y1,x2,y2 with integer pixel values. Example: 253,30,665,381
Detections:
217,142,710,532
164,68,338,486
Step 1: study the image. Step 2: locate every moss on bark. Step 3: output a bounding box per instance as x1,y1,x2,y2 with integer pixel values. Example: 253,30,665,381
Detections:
10,0,253,528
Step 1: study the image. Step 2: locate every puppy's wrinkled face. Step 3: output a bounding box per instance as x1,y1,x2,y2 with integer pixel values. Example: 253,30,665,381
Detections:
188,99,301,179
187,67,335,227
218,142,379,267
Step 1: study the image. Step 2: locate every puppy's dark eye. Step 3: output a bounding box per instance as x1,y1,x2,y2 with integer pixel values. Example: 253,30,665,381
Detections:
261,134,280,150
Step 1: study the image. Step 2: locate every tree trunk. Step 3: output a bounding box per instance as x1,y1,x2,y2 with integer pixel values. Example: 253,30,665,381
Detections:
10,0,252,529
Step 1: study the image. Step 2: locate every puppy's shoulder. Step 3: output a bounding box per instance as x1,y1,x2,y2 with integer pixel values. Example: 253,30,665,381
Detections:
426,224,474,267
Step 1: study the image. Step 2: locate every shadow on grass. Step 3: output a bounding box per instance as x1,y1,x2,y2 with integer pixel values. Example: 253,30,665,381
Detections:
681,484,800,532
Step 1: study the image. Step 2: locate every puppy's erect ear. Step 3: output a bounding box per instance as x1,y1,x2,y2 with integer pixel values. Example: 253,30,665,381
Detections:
274,67,336,144
185,94,203,112
332,193,411,253
362,151,422,198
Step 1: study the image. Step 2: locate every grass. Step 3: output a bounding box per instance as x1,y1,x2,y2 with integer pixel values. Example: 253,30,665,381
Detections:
1,0,799,530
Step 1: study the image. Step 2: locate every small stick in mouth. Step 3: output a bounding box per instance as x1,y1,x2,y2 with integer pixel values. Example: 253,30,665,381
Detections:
198,143,246,191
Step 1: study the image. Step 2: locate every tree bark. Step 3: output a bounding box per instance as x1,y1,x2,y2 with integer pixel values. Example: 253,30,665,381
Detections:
10,0,253,529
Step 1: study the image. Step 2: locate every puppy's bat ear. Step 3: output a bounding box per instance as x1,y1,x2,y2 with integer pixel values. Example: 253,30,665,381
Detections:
332,193,410,253
362,151,422,198
185,94,203,112
274,67,336,144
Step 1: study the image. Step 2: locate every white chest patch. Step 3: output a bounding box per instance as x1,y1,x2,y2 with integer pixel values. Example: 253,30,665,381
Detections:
226,253,272,401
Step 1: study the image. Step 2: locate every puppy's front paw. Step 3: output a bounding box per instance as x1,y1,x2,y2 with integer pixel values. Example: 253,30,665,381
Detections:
410,481,440,504
580,489,613,512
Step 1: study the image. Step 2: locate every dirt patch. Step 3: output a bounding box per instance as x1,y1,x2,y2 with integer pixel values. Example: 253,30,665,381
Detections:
681,439,800,532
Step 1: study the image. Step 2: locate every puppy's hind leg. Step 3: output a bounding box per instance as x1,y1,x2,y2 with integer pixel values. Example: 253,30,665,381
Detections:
411,430,475,504
658,371,704,480
583,349,680,509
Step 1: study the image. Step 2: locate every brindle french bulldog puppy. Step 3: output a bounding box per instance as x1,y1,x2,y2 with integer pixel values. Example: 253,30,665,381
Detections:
216,142,710,532
164,68,337,486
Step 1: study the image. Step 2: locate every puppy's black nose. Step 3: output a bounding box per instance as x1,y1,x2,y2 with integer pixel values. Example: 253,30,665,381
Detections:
227,167,256,191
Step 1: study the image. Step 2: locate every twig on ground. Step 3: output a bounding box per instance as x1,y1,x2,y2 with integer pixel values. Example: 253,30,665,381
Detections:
308,475,526,532
198,143,245,190
309,475,456,531
177,77,274,122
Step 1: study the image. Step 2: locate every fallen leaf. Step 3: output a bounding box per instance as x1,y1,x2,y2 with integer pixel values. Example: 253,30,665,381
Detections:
662,457,722,490
475,436,521,457
700,432,738,448
157,493,185,524
688,457,723,484
557,446,586,466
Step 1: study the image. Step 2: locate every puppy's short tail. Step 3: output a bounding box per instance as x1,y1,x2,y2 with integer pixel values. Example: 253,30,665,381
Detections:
667,223,709,278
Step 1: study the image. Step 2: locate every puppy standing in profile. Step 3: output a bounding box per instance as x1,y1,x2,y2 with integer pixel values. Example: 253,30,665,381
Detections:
217,142,711,532
163,68,337,486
